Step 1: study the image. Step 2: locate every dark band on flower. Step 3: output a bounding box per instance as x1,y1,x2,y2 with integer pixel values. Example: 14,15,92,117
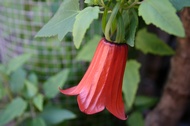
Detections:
103,38,127,46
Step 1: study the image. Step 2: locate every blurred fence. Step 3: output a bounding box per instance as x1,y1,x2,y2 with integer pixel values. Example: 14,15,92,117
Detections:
0,0,87,81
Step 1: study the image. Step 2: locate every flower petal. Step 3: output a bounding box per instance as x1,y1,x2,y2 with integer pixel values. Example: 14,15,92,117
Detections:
105,43,128,120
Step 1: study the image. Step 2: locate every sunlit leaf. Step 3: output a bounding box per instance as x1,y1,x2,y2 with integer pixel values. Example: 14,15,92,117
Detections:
139,0,185,37
35,0,79,41
73,6,100,48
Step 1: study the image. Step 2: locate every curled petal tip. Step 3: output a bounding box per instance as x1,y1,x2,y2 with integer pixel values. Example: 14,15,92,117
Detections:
120,115,128,120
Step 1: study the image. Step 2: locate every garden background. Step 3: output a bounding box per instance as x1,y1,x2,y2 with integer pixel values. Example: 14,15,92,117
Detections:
0,0,190,126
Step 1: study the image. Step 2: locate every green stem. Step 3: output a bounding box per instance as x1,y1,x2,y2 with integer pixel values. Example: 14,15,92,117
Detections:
105,3,120,41
123,0,141,10
1,74,13,101
115,12,125,43
102,7,109,34
100,0,105,7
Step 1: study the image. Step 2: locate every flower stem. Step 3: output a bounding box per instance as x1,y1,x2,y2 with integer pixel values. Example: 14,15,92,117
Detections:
115,12,125,43
123,0,141,10
105,3,120,41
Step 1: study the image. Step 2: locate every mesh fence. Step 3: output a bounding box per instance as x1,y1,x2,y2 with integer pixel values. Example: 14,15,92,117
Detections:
0,0,87,81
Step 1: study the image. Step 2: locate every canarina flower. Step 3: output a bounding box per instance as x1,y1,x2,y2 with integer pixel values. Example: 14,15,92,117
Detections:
59,38,128,120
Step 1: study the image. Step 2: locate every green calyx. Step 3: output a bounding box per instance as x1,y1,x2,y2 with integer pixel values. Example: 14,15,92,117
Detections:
104,3,125,43
101,0,140,44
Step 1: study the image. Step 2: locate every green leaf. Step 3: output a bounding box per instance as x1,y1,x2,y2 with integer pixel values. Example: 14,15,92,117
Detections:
73,6,100,48
22,117,46,126
135,28,175,55
169,0,190,10
134,95,158,109
0,64,6,74
76,35,101,62
10,68,27,93
85,0,94,5
123,60,141,110
0,83,5,100
0,97,27,125
25,80,38,98
139,0,185,37
40,105,76,125
6,53,32,75
28,73,38,86
33,94,44,111
124,9,138,47
32,117,46,126
43,69,70,98
35,0,79,41
127,111,144,126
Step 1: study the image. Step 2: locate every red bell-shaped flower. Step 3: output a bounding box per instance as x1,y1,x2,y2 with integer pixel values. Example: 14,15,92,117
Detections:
60,38,128,120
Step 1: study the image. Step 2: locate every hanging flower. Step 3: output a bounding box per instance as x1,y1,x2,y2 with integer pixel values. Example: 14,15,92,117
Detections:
59,38,128,120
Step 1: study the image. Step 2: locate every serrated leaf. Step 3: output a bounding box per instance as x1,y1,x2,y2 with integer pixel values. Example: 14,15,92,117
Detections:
123,60,141,110
76,35,101,62
169,0,190,11
35,0,79,41
125,9,138,47
73,6,100,48
0,97,27,125
10,68,27,93
33,94,44,111
139,0,185,37
25,80,38,98
135,29,175,55
6,53,31,75
127,111,144,126
43,69,70,98
40,105,76,124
